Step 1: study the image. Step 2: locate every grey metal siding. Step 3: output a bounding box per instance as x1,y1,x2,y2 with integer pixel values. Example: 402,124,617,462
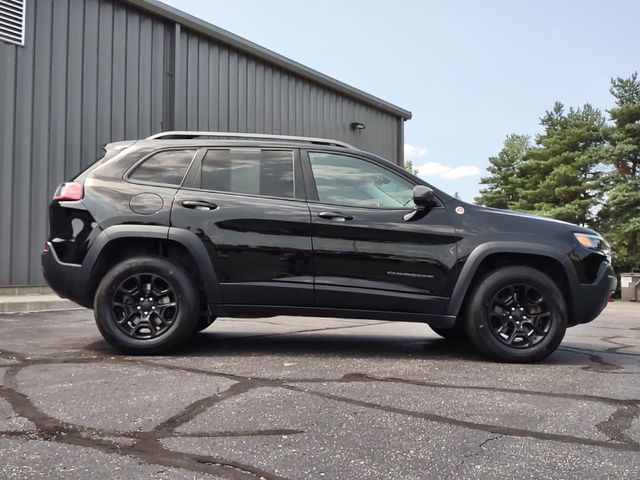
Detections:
0,0,406,286
0,0,167,285
175,27,400,162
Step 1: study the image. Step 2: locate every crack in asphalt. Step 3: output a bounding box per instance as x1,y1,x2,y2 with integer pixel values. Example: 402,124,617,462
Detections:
2,319,640,477
445,434,505,480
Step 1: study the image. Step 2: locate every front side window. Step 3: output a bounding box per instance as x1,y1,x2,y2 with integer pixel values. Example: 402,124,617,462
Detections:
129,149,196,185
309,152,415,208
201,149,294,198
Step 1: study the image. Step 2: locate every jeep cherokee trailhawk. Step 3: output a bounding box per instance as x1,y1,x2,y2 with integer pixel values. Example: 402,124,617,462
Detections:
42,131,617,362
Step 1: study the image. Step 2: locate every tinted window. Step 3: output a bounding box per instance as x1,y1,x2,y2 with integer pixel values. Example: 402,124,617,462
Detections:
309,152,414,208
201,149,294,198
130,149,195,185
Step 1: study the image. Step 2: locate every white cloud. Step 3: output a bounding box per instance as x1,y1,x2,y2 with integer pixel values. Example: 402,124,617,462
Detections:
442,165,481,179
404,143,428,159
417,162,451,177
416,161,480,180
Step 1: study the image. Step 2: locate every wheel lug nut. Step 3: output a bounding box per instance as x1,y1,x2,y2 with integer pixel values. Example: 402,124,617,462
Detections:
137,306,141,310
151,306,156,310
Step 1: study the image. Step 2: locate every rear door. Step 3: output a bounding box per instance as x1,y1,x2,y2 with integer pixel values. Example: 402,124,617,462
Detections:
172,146,313,306
302,150,459,314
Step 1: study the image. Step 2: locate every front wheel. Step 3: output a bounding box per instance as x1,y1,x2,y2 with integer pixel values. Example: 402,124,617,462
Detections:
464,266,567,363
94,256,199,354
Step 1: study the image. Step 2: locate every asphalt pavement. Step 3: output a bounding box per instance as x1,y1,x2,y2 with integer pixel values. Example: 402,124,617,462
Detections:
1,302,639,479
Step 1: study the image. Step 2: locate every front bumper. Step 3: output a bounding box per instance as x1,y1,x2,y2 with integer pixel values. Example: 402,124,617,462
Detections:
570,261,617,325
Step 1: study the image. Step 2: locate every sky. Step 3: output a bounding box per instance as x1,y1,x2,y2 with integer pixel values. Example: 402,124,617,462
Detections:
163,0,639,202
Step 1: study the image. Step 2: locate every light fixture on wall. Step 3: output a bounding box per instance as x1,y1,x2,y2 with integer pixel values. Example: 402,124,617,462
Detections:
350,122,366,131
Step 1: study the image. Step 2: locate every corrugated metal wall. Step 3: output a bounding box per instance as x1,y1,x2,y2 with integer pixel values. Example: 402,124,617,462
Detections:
0,0,404,286
174,27,399,162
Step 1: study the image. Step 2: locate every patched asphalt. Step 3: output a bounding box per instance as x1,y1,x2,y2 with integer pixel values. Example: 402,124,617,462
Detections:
0,302,639,479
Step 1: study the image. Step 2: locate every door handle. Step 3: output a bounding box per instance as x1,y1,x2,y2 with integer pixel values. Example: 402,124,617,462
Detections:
182,200,218,211
317,211,353,222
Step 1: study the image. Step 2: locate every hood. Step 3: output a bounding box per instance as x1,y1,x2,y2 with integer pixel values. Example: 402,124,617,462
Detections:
462,203,597,236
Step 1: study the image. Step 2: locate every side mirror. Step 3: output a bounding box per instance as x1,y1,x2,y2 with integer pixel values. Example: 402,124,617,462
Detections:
404,185,436,222
413,185,435,209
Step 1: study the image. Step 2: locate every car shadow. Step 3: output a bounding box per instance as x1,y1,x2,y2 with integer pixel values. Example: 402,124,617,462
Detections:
84,327,640,369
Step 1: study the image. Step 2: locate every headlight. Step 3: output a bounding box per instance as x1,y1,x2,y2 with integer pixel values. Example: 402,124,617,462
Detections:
573,233,612,262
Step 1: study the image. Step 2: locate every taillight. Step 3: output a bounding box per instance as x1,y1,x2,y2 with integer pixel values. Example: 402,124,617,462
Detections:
53,182,84,201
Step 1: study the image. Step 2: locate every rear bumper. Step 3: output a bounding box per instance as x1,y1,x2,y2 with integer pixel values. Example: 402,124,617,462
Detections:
41,243,92,308
570,261,617,325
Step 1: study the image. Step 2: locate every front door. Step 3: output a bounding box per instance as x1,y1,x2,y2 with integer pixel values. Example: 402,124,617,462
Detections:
303,151,460,314
172,147,313,306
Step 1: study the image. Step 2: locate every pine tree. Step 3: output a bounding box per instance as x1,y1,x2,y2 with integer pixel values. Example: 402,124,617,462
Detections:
404,159,419,175
597,73,640,272
512,102,605,225
475,134,531,208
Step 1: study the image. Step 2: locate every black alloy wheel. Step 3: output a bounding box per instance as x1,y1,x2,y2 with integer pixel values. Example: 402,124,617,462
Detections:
464,266,567,363
487,284,552,348
112,273,178,340
94,256,199,354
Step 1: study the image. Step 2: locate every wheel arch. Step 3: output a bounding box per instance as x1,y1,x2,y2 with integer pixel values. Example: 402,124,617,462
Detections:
78,225,221,308
447,242,576,321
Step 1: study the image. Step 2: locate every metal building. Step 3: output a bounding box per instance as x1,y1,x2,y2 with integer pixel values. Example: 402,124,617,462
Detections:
0,0,411,286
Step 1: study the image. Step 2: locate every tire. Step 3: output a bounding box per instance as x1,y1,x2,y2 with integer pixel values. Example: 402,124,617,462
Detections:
464,266,567,363
194,315,216,333
430,325,467,341
94,256,199,354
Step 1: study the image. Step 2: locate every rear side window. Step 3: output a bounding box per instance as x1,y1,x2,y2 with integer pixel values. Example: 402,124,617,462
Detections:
200,148,294,198
130,149,196,185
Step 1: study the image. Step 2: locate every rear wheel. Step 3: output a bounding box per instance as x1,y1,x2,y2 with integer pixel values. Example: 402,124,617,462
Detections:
94,256,199,354
464,266,567,363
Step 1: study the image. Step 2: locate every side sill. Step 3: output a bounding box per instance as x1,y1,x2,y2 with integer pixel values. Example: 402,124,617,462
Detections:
211,304,456,329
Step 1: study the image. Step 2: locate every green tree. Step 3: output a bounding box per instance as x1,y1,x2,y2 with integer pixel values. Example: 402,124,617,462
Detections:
512,102,605,225
475,134,531,208
597,73,640,272
404,159,419,175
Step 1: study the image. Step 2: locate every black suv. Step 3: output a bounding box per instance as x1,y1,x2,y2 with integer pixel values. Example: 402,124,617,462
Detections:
42,131,616,362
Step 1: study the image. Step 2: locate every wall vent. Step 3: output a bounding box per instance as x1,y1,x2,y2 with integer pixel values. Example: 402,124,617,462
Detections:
0,0,25,46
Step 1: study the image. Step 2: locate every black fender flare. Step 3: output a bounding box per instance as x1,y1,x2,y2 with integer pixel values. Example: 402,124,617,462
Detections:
446,241,577,317
79,225,222,305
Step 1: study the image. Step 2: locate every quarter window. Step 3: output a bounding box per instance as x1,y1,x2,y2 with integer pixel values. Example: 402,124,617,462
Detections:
201,149,294,198
130,149,195,185
309,152,415,208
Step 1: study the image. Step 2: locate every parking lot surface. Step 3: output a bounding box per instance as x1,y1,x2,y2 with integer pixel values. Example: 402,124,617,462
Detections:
1,302,639,479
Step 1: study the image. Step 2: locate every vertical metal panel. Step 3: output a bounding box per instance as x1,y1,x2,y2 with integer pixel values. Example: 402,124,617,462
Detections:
196,37,208,129
65,0,84,179
138,14,152,136
10,0,34,281
254,61,263,132
228,50,238,131
264,65,273,133
217,45,228,131
124,9,139,137
246,57,255,132
82,0,100,170
237,54,247,132
96,0,114,146
29,0,53,282
0,41,16,284
150,20,164,131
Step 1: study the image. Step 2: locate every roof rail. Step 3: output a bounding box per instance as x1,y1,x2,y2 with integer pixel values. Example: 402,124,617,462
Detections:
145,131,358,150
